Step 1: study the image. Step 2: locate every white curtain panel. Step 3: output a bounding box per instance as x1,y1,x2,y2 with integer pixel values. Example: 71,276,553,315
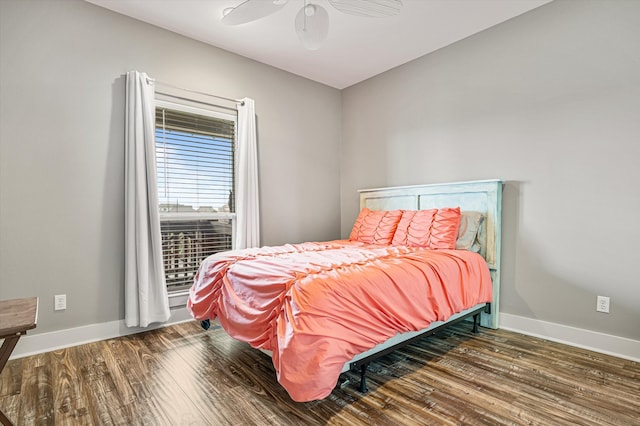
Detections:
234,98,260,249
124,71,170,327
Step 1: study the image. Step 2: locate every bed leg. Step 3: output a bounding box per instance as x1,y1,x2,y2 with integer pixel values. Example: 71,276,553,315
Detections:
472,313,480,334
358,363,369,393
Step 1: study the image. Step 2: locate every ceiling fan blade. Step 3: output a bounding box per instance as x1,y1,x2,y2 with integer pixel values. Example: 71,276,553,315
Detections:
222,0,289,25
295,3,329,50
327,0,402,17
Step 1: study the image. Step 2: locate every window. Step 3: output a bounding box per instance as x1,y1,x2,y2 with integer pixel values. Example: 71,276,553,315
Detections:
155,101,236,296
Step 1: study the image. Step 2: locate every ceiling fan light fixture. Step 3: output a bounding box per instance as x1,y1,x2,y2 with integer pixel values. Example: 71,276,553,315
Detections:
295,3,329,50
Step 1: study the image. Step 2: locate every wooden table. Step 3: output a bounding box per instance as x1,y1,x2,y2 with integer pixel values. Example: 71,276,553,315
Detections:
0,297,38,426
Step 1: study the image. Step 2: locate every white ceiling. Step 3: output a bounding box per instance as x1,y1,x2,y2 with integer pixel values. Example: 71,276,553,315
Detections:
85,0,551,89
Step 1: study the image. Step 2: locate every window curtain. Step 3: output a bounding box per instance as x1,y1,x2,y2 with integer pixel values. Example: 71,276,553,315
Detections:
234,98,260,249
124,71,170,327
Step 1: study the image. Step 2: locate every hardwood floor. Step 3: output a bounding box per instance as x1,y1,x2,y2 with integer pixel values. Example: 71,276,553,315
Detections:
1,321,638,425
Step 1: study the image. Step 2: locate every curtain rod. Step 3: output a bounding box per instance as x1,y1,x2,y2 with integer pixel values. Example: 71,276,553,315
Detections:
147,78,244,106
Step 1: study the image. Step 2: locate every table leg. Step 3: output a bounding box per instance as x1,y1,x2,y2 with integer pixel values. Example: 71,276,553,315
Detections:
0,335,21,373
0,335,21,426
0,409,14,426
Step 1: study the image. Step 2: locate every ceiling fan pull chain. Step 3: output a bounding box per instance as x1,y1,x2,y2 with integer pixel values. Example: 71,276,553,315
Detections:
303,0,308,32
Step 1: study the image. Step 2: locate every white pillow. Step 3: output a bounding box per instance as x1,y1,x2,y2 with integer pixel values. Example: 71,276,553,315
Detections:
456,211,483,252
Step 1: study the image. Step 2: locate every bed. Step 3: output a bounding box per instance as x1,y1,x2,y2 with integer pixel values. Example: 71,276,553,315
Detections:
187,179,502,402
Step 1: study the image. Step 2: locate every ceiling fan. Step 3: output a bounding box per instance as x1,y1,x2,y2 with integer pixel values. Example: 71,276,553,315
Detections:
222,0,403,50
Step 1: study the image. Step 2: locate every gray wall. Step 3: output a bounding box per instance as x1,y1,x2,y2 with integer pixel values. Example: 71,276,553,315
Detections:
0,0,342,334
341,0,640,340
2,0,638,344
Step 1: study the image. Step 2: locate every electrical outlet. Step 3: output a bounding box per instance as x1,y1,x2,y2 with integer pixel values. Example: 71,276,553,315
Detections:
54,294,67,311
596,295,609,313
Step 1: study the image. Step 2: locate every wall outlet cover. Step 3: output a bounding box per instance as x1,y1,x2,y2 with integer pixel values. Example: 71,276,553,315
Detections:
54,294,67,311
596,295,610,313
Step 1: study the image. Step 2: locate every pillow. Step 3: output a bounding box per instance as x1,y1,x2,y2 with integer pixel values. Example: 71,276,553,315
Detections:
456,211,484,251
349,208,403,245
429,207,462,249
392,207,461,249
391,209,436,247
349,208,370,241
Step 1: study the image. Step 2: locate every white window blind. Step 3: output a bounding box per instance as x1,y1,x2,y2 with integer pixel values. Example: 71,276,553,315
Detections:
155,103,236,291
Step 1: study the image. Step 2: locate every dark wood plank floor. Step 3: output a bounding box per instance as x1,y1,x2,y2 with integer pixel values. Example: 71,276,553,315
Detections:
1,321,638,425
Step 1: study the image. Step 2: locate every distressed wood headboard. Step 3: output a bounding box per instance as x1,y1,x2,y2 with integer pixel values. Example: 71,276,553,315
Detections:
358,179,503,329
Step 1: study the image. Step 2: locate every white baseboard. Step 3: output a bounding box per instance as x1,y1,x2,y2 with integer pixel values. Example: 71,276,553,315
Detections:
499,313,640,362
12,310,639,363
10,307,194,360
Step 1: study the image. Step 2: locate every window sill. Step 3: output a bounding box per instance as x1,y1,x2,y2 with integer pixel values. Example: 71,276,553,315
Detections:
168,290,189,308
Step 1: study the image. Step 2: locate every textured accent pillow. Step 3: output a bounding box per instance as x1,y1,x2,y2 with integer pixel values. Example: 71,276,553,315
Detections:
391,209,437,247
349,208,371,241
349,208,403,245
392,207,461,249
456,211,484,251
429,207,462,249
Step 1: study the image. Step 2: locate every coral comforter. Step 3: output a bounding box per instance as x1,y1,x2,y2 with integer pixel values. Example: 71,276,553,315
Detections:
188,240,492,402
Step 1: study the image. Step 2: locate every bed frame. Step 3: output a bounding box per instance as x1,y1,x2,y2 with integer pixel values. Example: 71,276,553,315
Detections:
343,179,503,392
